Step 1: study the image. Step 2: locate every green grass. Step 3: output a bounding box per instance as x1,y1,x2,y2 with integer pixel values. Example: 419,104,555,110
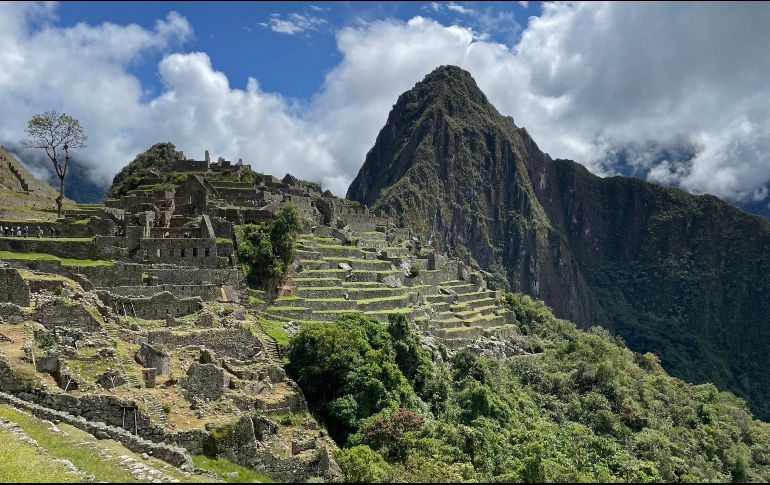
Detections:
0,236,94,242
257,318,290,346
0,428,81,482
267,305,309,311
0,250,113,266
0,405,205,482
322,257,391,264
364,307,414,315
248,296,265,305
192,455,275,483
356,294,410,304
216,237,233,244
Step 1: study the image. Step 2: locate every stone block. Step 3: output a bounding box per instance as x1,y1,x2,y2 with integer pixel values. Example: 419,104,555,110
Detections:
135,341,171,375
181,363,228,401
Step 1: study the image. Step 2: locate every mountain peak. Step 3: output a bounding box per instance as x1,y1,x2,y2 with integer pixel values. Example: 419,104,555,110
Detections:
404,64,491,111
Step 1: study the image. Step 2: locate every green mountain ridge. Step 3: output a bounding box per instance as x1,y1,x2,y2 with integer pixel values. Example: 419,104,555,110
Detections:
347,65,770,420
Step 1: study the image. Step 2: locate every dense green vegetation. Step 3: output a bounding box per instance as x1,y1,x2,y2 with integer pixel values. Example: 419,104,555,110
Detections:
236,205,301,286
107,142,179,198
287,297,770,482
346,64,770,421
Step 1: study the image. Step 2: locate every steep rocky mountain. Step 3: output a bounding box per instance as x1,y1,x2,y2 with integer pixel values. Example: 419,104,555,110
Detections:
347,65,770,420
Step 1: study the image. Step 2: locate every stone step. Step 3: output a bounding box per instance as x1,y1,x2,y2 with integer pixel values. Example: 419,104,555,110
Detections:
297,260,329,270
322,257,393,271
297,268,350,279
451,297,499,312
294,287,349,299
292,277,341,287
140,393,168,426
347,287,410,300
455,304,500,319
301,298,359,311
462,313,509,328
431,325,483,341
349,269,403,283
437,283,479,295
310,244,365,258
356,294,411,312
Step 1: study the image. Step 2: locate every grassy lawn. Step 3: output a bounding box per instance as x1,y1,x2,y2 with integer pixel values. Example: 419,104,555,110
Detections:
0,405,210,483
0,428,82,482
192,455,275,483
257,318,290,345
0,236,94,242
0,250,113,266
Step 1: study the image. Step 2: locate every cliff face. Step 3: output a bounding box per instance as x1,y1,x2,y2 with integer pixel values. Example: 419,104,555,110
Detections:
347,65,770,419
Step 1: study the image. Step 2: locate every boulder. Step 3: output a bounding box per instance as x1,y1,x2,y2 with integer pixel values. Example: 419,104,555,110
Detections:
181,363,228,401
135,341,171,375
97,369,127,390
382,275,401,288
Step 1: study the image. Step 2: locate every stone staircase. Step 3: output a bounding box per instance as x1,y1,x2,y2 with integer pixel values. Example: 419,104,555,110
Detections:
260,230,518,349
140,392,168,427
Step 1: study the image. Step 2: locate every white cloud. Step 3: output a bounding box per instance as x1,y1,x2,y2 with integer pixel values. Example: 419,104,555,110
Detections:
3,2,770,206
447,3,474,15
260,12,326,35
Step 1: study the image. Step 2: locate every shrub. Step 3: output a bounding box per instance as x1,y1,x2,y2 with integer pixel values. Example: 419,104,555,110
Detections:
237,205,301,286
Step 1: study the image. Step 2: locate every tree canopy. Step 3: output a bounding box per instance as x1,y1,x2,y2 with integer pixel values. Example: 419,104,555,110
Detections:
287,299,770,482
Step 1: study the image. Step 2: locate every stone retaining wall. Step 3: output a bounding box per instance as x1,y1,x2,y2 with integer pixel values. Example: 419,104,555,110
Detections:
0,267,30,306
148,328,264,359
0,390,192,468
0,237,100,260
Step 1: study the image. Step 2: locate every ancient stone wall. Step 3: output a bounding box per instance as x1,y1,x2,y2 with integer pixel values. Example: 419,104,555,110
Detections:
148,267,243,288
147,328,263,359
137,238,219,268
0,391,191,467
98,291,203,319
34,298,103,332
107,284,219,301
0,237,101,260
0,267,30,306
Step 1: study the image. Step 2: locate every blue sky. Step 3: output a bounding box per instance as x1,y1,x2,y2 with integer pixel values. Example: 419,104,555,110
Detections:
54,1,535,101
1,2,769,211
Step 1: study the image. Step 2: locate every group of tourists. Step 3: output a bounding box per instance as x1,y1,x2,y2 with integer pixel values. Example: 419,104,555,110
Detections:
1,225,61,238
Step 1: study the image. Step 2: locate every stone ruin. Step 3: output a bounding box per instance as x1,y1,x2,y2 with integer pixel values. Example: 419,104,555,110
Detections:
0,148,525,481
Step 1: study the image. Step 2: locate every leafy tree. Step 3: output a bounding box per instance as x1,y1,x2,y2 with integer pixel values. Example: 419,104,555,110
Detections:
286,313,417,443
287,299,770,483
336,445,390,483
20,111,87,217
237,205,301,286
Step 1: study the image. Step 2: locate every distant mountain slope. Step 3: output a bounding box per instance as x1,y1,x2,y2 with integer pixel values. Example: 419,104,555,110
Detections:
0,148,77,219
347,65,770,419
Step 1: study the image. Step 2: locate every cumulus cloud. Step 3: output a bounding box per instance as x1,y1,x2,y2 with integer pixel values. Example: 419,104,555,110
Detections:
2,2,770,205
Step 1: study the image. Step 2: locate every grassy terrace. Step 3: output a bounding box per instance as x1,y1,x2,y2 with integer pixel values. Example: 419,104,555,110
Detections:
0,405,209,483
322,257,391,264
255,317,290,346
0,236,94,242
0,250,113,266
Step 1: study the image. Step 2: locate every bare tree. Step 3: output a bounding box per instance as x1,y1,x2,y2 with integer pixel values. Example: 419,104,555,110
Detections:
20,111,87,217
